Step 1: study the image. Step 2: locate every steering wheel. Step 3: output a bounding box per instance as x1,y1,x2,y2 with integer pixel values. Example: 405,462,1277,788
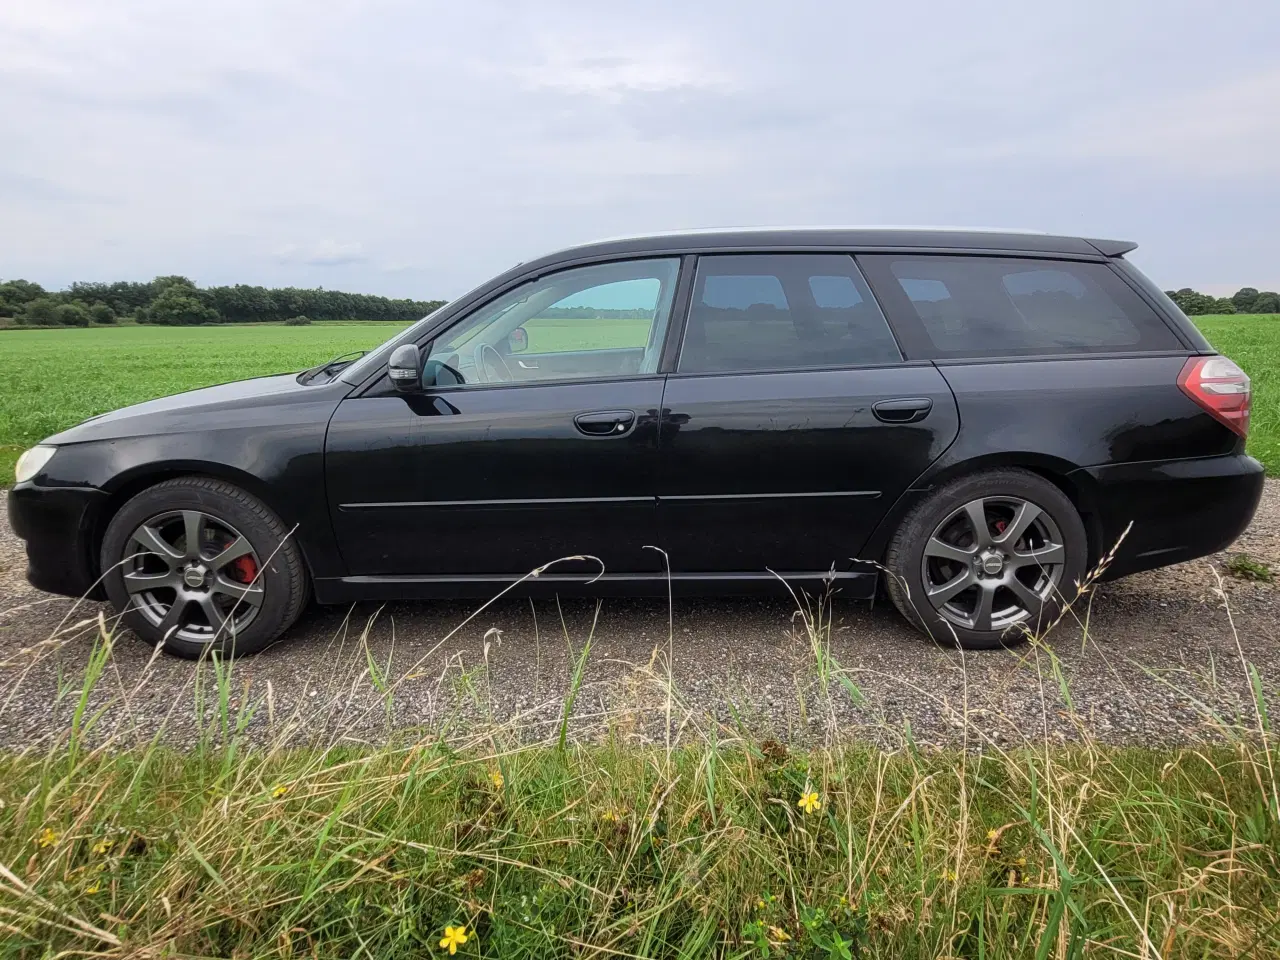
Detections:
474,342,514,383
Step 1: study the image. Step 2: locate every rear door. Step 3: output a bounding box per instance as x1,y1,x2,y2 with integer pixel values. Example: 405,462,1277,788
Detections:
656,253,959,576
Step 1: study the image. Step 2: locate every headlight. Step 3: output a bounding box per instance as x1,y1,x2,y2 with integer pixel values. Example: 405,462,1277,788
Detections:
14,445,56,484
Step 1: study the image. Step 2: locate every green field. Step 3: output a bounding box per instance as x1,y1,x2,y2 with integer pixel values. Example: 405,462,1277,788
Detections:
0,322,410,477
2,314,1278,479
1192,314,1280,473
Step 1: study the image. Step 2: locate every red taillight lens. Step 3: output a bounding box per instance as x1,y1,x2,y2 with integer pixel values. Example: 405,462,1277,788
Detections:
1178,355,1251,437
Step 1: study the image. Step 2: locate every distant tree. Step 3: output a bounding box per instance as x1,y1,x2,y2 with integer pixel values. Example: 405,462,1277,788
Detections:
1232,287,1260,312
0,279,47,316
54,302,92,327
1166,288,1220,315
17,296,61,326
89,302,117,324
1212,298,1237,314
284,314,312,325
1253,293,1280,314
145,287,219,325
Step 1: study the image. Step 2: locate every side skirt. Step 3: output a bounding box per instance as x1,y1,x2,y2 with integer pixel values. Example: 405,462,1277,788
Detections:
311,570,879,603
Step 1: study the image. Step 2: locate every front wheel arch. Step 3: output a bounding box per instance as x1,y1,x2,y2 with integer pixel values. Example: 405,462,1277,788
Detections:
92,462,315,585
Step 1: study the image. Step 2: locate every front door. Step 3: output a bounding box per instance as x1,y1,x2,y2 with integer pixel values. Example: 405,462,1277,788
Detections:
656,253,960,575
325,257,682,581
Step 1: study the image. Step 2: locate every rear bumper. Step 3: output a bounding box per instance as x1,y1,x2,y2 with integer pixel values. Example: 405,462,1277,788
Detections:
1071,453,1265,580
7,483,108,599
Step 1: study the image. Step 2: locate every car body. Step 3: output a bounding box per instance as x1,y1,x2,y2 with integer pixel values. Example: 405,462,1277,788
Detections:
8,228,1264,654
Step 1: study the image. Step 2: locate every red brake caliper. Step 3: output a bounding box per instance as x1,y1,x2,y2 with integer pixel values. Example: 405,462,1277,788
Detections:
230,554,258,583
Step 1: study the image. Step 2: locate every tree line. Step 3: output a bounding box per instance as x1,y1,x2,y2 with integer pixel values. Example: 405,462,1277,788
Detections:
0,276,445,327
2,274,1276,328
1165,287,1280,316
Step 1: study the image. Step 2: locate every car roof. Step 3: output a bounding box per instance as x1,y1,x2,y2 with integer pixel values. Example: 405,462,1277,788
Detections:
516,227,1135,273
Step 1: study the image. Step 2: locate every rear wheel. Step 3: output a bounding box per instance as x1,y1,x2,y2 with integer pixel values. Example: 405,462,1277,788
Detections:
101,478,307,659
885,469,1087,649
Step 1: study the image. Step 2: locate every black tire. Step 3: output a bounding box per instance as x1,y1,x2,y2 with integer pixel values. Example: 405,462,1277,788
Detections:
885,469,1087,649
101,477,307,659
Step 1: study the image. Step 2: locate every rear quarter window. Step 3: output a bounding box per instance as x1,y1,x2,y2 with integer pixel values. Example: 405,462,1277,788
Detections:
858,255,1184,359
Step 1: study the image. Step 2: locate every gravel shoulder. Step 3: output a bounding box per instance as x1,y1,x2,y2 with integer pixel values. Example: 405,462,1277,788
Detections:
2,482,1278,751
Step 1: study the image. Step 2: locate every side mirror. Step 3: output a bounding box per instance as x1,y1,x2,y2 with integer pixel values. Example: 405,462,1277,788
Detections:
388,343,422,393
507,326,529,354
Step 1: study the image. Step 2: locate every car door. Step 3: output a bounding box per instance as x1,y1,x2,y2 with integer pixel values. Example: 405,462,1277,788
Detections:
325,257,682,581
656,253,960,578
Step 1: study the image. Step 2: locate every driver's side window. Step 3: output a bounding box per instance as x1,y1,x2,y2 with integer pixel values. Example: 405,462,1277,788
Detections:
426,258,681,386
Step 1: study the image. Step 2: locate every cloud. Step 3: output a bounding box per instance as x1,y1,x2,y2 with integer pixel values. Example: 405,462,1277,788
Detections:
0,0,1277,295
274,241,368,268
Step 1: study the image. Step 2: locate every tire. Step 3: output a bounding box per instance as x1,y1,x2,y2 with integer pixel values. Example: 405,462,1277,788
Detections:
885,469,1087,649
100,477,307,659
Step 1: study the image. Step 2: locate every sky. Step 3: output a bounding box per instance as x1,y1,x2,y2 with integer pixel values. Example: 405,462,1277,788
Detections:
2,0,1278,301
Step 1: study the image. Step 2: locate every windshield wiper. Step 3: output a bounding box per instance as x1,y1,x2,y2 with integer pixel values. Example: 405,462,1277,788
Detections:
299,350,366,385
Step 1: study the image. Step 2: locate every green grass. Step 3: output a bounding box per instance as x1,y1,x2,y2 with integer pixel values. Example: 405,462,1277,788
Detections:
1,594,1277,958
0,323,410,478
1192,314,1280,473
2,315,1278,481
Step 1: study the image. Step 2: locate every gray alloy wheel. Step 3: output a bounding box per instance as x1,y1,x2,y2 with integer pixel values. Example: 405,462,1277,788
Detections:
920,496,1066,634
884,468,1088,650
101,477,308,659
122,509,265,645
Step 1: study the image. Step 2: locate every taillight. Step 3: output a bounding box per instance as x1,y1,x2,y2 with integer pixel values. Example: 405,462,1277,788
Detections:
1178,355,1251,437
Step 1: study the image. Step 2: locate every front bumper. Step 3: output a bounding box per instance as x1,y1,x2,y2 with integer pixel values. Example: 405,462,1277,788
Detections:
1071,453,1265,580
7,483,109,599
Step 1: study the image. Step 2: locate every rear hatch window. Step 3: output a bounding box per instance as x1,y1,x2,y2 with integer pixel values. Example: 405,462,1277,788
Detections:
859,255,1184,359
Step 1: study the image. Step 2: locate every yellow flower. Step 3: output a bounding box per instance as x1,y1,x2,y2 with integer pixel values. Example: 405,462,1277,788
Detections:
85,881,101,894
37,828,58,848
489,770,504,789
92,838,115,856
986,828,998,841
601,809,620,823
756,898,766,909
768,926,791,942
940,869,958,882
1015,856,1027,867
797,790,822,815
439,924,468,954
272,784,289,799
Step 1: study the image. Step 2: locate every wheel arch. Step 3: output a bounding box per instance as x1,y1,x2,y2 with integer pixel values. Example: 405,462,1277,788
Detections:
860,451,1103,570
90,461,318,584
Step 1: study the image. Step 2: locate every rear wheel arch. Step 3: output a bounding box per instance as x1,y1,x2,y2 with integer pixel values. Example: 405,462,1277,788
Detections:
863,452,1101,569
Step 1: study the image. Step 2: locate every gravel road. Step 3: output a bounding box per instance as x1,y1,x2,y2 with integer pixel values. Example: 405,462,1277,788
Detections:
2,484,1278,751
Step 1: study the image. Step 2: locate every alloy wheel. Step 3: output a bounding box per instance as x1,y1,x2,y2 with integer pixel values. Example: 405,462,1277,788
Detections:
920,496,1067,635
121,510,264,645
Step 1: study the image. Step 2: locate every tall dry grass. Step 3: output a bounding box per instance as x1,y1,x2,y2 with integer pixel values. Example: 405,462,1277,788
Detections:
0,551,1276,958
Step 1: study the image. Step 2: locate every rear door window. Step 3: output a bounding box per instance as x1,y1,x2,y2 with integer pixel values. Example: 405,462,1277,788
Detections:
858,255,1183,359
677,254,902,373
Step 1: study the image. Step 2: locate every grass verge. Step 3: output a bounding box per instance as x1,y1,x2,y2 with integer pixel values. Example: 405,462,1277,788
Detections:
1,562,1278,958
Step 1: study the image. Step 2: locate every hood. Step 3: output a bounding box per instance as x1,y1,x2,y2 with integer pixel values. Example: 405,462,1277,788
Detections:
45,373,351,445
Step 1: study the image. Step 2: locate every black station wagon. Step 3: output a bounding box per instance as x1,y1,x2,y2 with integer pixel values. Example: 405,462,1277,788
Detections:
8,229,1263,657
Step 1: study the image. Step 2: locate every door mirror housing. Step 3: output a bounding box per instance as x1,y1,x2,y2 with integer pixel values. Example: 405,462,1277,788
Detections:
507,326,529,354
388,343,422,393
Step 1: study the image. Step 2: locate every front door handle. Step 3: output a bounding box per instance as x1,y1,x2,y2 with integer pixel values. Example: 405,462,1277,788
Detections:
873,398,933,424
574,410,636,437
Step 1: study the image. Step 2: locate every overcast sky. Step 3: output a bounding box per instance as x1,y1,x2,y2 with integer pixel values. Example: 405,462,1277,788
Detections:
2,1,1277,300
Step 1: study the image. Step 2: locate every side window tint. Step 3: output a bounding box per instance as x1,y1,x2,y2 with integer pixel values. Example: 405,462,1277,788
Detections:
678,254,901,374
427,259,679,385
860,255,1182,359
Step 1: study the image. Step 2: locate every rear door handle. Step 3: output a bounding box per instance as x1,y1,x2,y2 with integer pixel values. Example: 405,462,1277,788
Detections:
873,398,933,424
574,410,636,436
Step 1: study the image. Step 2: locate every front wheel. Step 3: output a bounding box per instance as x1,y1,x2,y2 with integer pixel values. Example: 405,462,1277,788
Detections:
101,477,308,659
885,469,1088,649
